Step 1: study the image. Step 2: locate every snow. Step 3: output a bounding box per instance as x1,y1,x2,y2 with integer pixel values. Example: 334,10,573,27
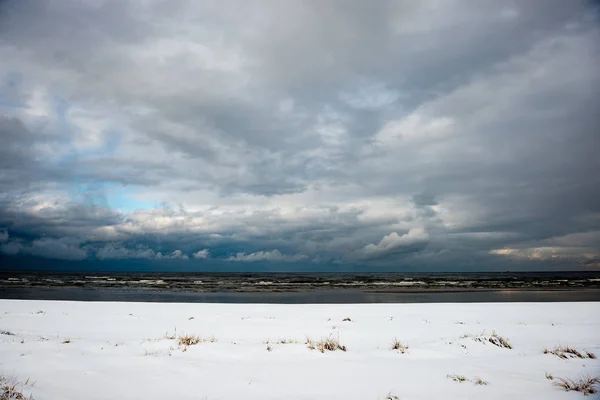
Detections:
1,300,599,399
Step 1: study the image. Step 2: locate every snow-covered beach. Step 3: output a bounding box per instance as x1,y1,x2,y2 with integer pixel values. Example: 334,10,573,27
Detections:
1,300,599,399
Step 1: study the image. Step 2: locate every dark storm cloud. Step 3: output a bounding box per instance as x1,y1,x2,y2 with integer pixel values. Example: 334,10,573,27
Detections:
0,0,599,269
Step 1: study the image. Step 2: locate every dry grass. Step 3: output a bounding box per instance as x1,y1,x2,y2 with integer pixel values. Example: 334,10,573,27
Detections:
1,376,34,400
143,349,161,356
383,392,400,400
342,317,352,322
447,374,468,383
463,330,512,349
473,377,488,386
543,346,596,360
306,335,347,353
488,331,512,349
164,329,177,340
553,376,599,396
390,338,409,353
177,334,217,351
546,372,554,381
178,335,202,347
0,331,15,336
264,338,299,345
447,374,488,385
61,339,71,344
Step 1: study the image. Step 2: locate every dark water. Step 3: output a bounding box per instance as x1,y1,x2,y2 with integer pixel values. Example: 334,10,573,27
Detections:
1,271,599,303
2,286,600,303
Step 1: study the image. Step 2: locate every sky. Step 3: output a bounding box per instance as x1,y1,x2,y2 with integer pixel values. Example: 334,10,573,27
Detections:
0,0,599,272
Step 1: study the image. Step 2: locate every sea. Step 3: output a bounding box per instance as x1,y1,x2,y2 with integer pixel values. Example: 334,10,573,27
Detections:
1,270,600,303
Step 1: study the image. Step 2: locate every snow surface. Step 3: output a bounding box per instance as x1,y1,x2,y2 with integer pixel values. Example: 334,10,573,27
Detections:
1,300,599,399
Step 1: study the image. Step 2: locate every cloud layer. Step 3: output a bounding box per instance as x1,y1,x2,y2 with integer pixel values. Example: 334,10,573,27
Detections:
1,0,599,270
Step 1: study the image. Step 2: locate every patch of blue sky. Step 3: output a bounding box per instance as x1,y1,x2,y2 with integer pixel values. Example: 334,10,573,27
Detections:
106,185,156,212
66,181,155,212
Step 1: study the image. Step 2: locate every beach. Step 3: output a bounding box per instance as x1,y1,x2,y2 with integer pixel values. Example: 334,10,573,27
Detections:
1,300,598,399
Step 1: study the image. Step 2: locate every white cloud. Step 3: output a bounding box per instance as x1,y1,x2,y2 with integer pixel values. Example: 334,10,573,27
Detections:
156,250,189,260
227,249,308,262
359,228,429,258
489,246,597,260
193,249,210,259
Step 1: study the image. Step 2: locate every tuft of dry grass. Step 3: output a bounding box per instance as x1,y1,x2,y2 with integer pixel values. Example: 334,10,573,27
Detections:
447,374,468,383
306,335,347,353
546,372,554,381
383,392,400,400
342,317,352,322
446,374,488,385
164,328,177,340
553,376,599,396
543,346,595,360
176,334,217,351
0,331,15,336
488,330,512,349
473,377,488,386
390,338,409,353
1,376,35,400
463,330,512,349
61,339,71,344
178,335,202,347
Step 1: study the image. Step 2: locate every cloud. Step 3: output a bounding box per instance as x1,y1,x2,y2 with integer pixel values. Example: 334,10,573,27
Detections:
0,237,87,260
227,250,308,262
0,1,598,270
358,228,430,259
96,244,157,260
156,250,189,260
193,249,210,259
490,246,597,261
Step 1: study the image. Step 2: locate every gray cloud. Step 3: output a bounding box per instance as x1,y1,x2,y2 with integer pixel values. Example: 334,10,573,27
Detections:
0,0,599,270
2,237,88,261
